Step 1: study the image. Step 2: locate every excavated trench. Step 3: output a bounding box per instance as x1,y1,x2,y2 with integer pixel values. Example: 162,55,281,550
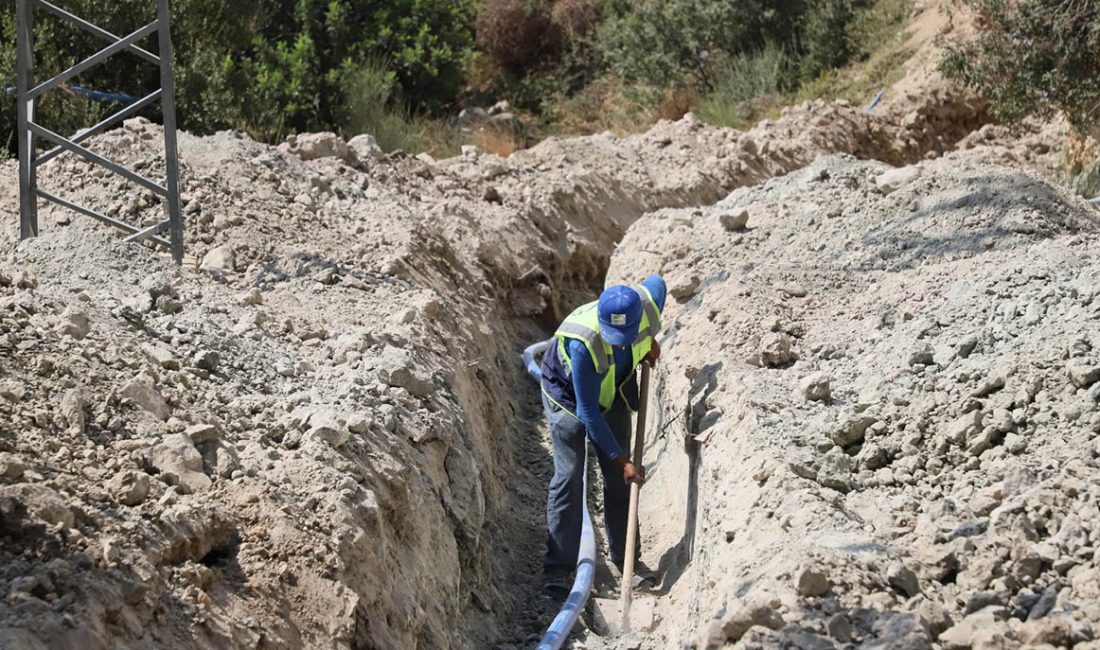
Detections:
0,91,1000,650
474,94,996,648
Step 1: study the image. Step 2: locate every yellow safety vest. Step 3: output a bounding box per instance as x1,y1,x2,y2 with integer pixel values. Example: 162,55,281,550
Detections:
553,284,661,410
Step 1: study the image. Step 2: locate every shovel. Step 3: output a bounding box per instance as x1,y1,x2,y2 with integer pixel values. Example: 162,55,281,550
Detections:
619,360,651,634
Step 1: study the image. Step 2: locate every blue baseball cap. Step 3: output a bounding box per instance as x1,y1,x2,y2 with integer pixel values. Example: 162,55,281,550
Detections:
598,285,642,346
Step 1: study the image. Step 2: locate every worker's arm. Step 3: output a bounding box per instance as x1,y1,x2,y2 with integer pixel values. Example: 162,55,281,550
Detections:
568,339,625,460
641,274,667,366
642,274,667,313
571,345,645,485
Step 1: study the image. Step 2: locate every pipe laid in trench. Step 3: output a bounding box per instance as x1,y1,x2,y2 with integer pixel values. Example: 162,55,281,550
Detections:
522,339,597,650
536,457,596,650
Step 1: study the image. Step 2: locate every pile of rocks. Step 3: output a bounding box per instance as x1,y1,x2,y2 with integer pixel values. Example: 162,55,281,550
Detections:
608,153,1100,649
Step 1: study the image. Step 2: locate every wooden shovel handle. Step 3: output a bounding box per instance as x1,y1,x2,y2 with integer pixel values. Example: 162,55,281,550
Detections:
620,361,651,633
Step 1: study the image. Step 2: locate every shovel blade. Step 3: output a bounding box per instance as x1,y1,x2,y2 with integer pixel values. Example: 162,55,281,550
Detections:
591,596,657,636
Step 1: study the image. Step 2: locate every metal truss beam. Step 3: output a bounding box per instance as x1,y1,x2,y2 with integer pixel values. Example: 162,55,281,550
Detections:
15,0,185,264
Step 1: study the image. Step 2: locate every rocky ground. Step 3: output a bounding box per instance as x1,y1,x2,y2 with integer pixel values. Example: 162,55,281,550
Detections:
0,75,1093,650
599,153,1100,649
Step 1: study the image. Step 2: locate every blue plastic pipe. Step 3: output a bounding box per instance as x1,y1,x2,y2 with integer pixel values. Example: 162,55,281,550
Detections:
522,338,554,382
866,88,885,112
522,337,597,650
4,84,137,104
537,451,596,650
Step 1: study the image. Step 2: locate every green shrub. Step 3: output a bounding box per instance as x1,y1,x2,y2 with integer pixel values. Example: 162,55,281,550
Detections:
846,0,911,57
546,73,660,136
696,43,790,127
798,0,860,81
476,0,561,71
219,33,324,142
941,0,1100,138
596,0,751,90
0,0,477,149
340,58,459,156
1070,158,1100,199
1,10,14,158
551,0,601,51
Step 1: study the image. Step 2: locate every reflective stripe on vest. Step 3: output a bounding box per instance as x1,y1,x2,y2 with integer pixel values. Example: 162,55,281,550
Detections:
554,285,661,409
633,284,661,342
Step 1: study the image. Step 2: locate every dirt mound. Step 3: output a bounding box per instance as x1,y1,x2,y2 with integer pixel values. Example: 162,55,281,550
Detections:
604,154,1100,648
0,85,1048,649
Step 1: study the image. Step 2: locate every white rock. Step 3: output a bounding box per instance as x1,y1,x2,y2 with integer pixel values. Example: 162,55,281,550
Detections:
55,309,91,339
238,289,263,306
200,440,239,478
669,274,701,300
290,132,350,162
800,372,831,401
377,346,435,397
275,357,296,377
347,413,373,435
201,245,236,273
1067,359,1100,388
832,415,877,447
0,452,27,480
119,378,170,420
142,343,179,370
185,423,220,445
759,333,793,367
349,134,384,161
191,349,220,372
107,470,151,506
149,433,211,494
939,606,1004,650
59,389,86,435
718,208,750,232
817,447,852,492
887,562,921,597
796,567,831,597
712,596,785,643
0,380,25,402
875,166,921,194
308,411,350,447
945,409,983,444
0,484,74,528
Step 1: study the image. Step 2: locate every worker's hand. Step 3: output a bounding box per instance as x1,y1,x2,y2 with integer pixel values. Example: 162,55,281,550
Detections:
622,461,645,486
643,340,661,366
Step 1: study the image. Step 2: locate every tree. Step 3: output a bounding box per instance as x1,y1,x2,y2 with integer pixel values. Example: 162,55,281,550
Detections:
0,0,477,147
1,11,15,157
941,0,1100,138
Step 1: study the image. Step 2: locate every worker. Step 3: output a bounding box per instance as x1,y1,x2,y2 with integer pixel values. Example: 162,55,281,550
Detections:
537,275,666,597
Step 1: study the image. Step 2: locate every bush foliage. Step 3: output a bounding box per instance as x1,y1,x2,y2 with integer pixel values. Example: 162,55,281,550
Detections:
1,0,919,154
0,0,475,147
695,43,790,128
595,0,895,92
476,0,562,71
941,0,1100,138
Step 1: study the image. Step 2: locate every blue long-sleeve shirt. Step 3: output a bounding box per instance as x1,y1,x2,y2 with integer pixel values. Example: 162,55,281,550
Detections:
569,275,666,460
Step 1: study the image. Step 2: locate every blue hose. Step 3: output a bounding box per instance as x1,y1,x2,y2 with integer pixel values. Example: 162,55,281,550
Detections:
866,89,885,112
4,84,137,105
537,450,595,650
523,337,597,650
522,338,554,382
